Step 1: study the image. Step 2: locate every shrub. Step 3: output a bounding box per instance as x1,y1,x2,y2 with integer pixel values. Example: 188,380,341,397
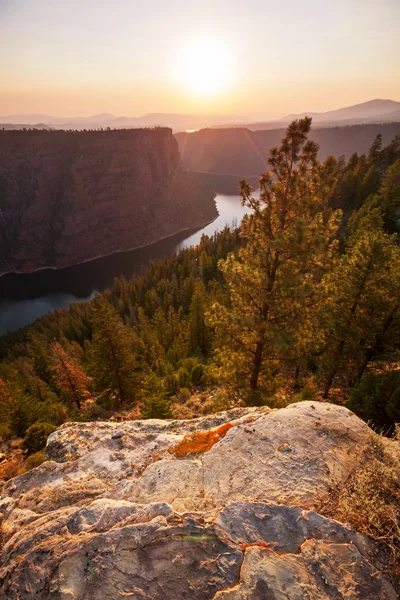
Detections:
175,388,191,403
22,422,57,455
177,367,192,390
179,357,200,373
84,399,112,420
191,364,204,385
8,396,39,438
140,373,174,419
164,372,179,396
347,370,400,434
95,389,121,412
203,390,234,414
0,423,12,443
141,394,174,419
24,450,45,471
291,386,317,404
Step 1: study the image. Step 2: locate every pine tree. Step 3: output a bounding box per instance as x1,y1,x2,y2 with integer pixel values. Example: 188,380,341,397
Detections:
317,201,400,397
189,281,209,355
50,341,91,409
25,331,52,383
380,158,400,234
368,134,383,167
90,296,139,404
140,372,173,419
208,118,341,402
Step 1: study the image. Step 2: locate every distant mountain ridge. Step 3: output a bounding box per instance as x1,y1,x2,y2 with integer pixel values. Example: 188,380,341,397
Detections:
0,112,246,132
216,100,400,131
2,99,400,133
282,99,400,122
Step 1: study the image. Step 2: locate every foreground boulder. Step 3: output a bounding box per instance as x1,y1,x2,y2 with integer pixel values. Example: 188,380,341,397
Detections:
0,401,397,599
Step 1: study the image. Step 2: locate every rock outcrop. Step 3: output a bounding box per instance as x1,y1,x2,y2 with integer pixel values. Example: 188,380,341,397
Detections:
0,128,216,275
0,402,397,599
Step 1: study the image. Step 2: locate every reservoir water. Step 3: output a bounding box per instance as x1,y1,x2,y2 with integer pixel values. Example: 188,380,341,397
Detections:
0,194,251,334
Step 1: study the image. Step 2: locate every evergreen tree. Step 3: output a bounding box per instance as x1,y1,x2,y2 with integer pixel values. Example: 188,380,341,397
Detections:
90,296,139,404
189,281,209,355
140,372,173,419
380,158,400,234
317,202,400,397
209,118,340,402
25,331,52,383
136,307,166,372
50,341,91,409
346,370,400,433
368,133,383,167
22,421,57,455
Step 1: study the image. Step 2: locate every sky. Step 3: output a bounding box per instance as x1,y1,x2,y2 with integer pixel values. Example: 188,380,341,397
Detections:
1,0,399,119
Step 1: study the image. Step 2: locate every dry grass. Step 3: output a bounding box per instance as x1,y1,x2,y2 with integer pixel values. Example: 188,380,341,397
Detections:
0,453,24,481
320,431,400,592
0,446,47,482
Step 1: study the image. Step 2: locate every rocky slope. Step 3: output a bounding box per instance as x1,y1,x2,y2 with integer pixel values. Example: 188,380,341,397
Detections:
0,401,397,599
0,128,216,275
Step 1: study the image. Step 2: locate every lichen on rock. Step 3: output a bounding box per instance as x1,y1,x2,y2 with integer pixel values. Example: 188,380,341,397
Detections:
168,422,234,457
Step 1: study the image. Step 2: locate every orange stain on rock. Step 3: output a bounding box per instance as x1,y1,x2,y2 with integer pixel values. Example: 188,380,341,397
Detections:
240,541,270,551
169,423,233,457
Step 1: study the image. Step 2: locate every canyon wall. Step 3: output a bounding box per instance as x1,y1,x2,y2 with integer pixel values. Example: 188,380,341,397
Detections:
0,128,216,275
176,123,400,179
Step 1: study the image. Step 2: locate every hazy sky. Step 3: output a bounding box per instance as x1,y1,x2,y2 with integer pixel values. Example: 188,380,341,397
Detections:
1,0,399,118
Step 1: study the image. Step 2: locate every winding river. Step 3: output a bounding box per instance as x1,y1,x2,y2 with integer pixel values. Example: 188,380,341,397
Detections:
0,194,251,334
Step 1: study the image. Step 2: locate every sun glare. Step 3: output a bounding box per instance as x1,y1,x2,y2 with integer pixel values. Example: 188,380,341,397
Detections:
175,40,234,97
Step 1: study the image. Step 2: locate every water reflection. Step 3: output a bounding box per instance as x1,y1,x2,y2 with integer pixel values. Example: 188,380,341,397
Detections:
0,194,251,333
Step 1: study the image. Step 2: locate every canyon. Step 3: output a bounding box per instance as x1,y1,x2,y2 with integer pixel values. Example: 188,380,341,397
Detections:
0,128,216,276
2,122,399,277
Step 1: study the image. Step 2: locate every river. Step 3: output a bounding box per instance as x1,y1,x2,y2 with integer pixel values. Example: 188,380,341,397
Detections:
0,194,251,334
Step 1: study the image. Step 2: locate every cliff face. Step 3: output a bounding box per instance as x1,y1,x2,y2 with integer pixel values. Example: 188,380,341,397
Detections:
0,128,216,275
0,402,398,599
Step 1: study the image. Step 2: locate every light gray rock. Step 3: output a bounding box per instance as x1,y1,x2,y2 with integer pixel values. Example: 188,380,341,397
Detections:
202,402,368,509
214,501,371,556
213,539,397,600
0,402,397,599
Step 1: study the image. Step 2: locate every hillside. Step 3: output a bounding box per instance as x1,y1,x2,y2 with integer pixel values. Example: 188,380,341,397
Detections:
175,123,400,178
0,128,217,275
0,402,398,598
282,98,400,123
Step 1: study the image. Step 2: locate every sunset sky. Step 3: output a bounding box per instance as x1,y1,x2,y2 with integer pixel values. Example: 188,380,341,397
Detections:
1,0,399,119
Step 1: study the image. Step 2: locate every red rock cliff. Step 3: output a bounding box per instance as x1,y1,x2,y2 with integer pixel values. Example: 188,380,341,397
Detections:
0,127,216,274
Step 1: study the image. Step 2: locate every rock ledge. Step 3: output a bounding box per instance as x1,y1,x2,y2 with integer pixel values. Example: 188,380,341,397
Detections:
0,402,396,599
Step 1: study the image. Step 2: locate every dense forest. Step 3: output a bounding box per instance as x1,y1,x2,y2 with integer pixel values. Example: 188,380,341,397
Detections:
1,118,400,469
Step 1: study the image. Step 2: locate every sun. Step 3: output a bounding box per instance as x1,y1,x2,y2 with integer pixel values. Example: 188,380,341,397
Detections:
175,39,234,97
